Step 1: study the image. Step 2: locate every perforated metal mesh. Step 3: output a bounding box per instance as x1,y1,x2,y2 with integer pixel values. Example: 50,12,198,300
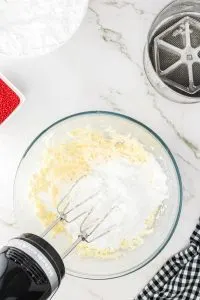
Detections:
192,62,200,86
190,25,200,48
167,64,189,87
153,16,200,95
163,29,185,49
158,48,180,71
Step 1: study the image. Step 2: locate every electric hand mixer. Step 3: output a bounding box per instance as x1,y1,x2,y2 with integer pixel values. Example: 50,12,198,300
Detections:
0,177,117,300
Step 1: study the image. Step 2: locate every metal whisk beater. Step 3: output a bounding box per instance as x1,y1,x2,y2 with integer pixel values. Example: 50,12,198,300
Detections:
41,176,117,259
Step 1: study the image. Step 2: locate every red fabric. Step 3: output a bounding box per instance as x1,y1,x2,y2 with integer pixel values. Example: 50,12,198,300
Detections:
0,79,20,124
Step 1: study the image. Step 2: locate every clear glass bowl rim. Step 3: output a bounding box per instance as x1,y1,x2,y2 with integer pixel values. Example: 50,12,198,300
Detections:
14,110,182,280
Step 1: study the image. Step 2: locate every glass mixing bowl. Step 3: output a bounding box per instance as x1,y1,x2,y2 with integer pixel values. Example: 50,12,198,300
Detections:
14,111,182,280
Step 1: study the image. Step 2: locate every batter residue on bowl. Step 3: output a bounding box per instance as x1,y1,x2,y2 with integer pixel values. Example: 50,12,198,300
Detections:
29,128,169,259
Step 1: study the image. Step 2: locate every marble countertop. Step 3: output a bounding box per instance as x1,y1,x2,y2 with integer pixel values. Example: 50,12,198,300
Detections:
0,0,200,299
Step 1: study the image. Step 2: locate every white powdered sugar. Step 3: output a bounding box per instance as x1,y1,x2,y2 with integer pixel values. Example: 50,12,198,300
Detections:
0,0,88,56
66,155,169,251
31,128,169,257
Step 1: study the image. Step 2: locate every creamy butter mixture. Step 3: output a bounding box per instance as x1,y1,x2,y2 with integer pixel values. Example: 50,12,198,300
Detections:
30,128,168,258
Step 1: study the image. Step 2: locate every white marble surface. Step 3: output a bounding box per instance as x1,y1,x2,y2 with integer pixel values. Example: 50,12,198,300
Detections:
0,0,200,299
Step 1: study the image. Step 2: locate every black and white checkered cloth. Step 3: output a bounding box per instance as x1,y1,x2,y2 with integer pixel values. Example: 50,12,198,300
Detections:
135,220,200,299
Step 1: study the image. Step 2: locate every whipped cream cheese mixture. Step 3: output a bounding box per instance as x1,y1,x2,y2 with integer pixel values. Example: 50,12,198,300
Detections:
30,128,169,258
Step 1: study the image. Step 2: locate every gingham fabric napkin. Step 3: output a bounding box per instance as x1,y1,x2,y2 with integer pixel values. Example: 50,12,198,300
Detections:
135,220,200,299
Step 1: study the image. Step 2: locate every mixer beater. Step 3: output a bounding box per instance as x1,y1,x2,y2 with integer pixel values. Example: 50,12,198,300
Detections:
0,176,118,300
